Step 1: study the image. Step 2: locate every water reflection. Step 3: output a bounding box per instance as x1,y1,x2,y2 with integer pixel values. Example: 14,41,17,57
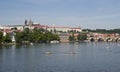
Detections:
11,45,16,55
0,43,120,72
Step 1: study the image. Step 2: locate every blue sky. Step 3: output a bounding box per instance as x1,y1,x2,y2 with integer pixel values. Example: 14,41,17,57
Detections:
0,0,120,29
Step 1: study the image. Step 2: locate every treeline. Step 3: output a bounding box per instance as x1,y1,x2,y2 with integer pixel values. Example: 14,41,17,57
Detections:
15,28,60,44
0,28,60,44
83,29,120,34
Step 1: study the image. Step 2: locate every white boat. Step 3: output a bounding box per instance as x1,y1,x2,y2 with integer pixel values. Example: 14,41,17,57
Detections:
50,40,59,43
30,42,34,45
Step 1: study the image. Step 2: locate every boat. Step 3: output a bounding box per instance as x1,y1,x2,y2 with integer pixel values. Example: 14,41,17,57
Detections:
30,42,34,45
50,40,59,43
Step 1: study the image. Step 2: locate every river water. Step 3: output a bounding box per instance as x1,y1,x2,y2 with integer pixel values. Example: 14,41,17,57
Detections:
0,42,120,72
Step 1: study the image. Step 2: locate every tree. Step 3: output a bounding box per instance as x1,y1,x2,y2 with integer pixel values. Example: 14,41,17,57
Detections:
32,28,43,42
24,28,30,34
83,28,120,34
53,34,60,41
11,27,17,30
39,34,47,43
15,32,24,43
14,28,60,44
22,28,30,41
3,34,12,43
0,31,3,43
77,33,87,41
54,29,57,33
44,32,53,42
69,33,75,41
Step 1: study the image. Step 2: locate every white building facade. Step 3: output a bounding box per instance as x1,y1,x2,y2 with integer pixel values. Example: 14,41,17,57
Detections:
47,26,82,32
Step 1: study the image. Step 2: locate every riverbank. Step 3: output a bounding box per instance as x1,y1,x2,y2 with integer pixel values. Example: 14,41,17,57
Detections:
0,43,19,45
0,41,120,46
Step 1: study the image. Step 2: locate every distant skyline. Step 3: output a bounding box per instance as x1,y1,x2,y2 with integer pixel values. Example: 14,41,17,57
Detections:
0,0,120,29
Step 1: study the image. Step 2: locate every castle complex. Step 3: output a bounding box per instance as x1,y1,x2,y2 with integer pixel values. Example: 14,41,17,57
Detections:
0,19,82,33
0,19,120,42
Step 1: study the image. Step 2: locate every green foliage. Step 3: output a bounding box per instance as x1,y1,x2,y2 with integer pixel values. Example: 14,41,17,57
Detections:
11,27,17,30
15,32,24,43
24,28,30,34
77,33,87,41
44,32,60,42
0,31,3,43
0,28,60,44
83,29,120,34
53,34,60,41
69,33,75,41
15,28,60,44
3,34,12,43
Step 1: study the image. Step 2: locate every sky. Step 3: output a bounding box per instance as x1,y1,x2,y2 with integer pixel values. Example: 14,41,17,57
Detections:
0,0,120,29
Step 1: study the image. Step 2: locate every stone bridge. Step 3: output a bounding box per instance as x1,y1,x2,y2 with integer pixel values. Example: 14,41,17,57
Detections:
87,37,120,42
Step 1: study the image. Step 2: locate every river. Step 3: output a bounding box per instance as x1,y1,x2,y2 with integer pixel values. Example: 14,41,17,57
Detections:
0,42,120,72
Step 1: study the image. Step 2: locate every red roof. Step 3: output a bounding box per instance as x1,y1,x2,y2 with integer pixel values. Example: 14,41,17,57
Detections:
3,29,12,33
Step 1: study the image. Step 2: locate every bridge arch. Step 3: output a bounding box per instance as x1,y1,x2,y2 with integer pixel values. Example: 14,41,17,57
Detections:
106,38,112,42
97,38,104,42
115,38,120,42
89,37,95,42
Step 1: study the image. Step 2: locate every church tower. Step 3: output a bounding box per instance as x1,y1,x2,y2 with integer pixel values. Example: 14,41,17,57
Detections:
28,19,33,26
24,19,28,25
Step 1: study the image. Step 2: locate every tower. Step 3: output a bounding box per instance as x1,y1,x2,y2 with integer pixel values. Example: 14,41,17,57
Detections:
28,19,33,26
24,19,28,25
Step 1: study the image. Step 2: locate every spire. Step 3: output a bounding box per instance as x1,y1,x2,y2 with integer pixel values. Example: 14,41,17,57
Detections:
28,19,33,26
24,19,28,25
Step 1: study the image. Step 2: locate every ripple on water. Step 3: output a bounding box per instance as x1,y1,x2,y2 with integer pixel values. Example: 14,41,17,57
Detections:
0,43,120,72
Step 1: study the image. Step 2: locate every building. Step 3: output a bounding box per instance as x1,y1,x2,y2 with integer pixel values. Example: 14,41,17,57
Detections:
59,33,70,43
47,26,70,32
70,27,82,32
0,25,24,31
0,19,82,33
47,26,82,33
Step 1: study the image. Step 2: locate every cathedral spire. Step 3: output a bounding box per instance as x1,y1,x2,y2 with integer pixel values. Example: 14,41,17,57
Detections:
28,19,33,26
24,19,27,25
